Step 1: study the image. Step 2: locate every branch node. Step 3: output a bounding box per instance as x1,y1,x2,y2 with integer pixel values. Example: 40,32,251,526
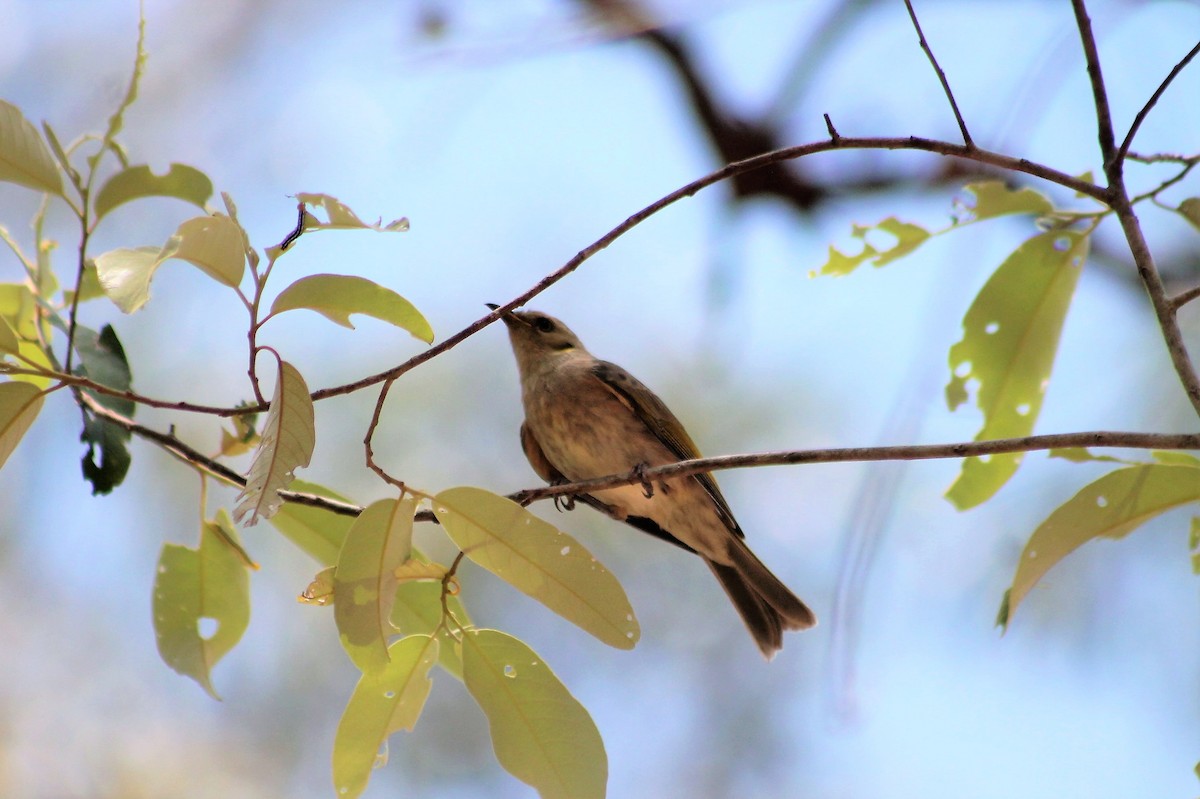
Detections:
823,113,840,142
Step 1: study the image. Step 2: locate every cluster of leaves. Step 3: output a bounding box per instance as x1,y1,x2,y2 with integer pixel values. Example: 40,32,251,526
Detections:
0,22,638,799
817,181,1200,625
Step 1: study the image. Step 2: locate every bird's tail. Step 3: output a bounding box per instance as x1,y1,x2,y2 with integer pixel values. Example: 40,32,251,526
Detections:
707,539,816,659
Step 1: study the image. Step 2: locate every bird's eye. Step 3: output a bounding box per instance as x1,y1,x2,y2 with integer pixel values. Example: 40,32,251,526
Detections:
533,317,555,333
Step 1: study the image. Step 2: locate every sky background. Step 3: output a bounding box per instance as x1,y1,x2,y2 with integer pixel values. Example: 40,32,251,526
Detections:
1,1,1199,797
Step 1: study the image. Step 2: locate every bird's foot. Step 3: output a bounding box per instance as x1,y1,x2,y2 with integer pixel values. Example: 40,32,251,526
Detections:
632,462,655,498
548,479,577,512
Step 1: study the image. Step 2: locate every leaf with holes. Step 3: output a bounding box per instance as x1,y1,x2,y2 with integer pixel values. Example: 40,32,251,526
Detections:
0,381,44,469
94,163,213,219
334,497,416,674
332,634,439,799
234,359,315,525
0,99,63,195
818,216,930,275
945,231,1088,509
954,181,1054,225
464,629,606,799
152,510,251,699
295,192,409,232
1000,463,1200,628
269,274,433,343
434,486,639,649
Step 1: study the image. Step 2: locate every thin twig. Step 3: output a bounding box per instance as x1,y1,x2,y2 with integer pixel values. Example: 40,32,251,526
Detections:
1071,0,1118,171
363,376,407,491
510,431,1200,505
903,0,973,146
1171,285,1200,311
76,388,1200,521
6,370,249,416
305,135,1105,407
1116,38,1200,166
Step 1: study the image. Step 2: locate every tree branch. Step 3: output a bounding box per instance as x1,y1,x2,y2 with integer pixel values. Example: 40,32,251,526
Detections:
1071,0,1118,172
903,0,973,146
305,135,1105,407
1116,38,1200,166
511,431,1200,504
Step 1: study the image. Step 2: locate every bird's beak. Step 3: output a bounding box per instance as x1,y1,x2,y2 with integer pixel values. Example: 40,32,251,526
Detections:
486,303,525,329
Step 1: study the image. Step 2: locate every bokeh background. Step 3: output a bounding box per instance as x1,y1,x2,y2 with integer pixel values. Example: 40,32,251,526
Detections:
1,1,1199,797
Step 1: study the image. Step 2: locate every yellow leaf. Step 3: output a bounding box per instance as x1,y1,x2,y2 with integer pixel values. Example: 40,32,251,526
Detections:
435,486,639,649
463,630,606,799
1003,464,1200,625
946,231,1088,508
234,359,315,525
332,635,439,799
334,497,416,674
0,381,44,468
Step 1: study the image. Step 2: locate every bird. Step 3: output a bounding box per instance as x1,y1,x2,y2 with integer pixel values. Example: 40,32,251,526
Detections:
489,304,816,658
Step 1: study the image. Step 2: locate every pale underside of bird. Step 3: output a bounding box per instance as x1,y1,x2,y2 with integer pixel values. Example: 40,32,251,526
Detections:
492,306,816,658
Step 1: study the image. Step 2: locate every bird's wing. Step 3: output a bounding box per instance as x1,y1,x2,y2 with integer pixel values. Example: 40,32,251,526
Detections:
520,421,559,484
520,419,696,553
590,360,743,538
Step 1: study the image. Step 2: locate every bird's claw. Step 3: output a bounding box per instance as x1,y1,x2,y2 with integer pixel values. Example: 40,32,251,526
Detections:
632,463,655,499
553,493,577,512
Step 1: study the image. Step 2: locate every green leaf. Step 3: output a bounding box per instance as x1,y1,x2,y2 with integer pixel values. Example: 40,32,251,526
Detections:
392,577,471,680
1004,464,1200,625
1178,198,1200,232
1048,448,1137,465
955,181,1053,224
94,163,214,219
73,324,134,495
80,413,132,495
268,479,353,566
869,218,932,266
1190,517,1200,576
234,359,315,525
156,214,246,288
152,510,252,699
0,99,63,195
463,629,606,799
65,259,106,306
41,122,80,189
299,565,336,605
0,381,44,469
434,486,639,649
269,274,434,343
334,497,416,674
1153,451,1200,467
332,634,439,799
0,316,18,355
817,216,930,276
94,246,162,313
945,231,1088,509
295,192,409,232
